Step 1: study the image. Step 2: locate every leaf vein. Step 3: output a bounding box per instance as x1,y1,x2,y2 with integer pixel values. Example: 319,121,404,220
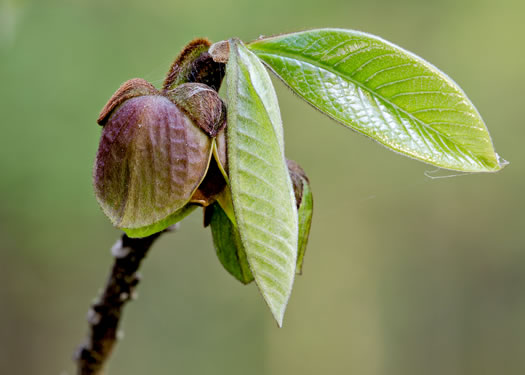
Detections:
350,52,400,77
373,74,435,89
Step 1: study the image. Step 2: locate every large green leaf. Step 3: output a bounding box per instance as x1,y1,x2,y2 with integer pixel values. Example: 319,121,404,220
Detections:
248,29,505,172
226,39,298,326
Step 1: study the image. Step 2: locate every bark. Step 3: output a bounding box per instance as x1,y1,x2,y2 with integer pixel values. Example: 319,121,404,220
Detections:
74,230,168,375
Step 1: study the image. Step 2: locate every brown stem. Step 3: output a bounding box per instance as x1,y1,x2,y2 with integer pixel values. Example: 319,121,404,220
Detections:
74,230,168,375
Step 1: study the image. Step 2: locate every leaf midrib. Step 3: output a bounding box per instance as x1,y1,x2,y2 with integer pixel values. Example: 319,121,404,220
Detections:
250,47,490,169
230,43,296,266
236,59,296,250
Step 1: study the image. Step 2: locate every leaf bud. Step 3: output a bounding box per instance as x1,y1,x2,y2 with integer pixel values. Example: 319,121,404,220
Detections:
286,159,313,274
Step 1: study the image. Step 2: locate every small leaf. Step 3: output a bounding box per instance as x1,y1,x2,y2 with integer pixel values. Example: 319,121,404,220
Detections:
296,181,313,274
208,202,254,284
249,29,505,172
287,159,313,275
123,204,197,238
226,39,298,326
94,95,213,229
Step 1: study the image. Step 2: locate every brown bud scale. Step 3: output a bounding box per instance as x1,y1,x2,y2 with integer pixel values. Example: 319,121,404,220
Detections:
97,78,158,126
167,83,226,137
286,159,308,208
163,38,211,92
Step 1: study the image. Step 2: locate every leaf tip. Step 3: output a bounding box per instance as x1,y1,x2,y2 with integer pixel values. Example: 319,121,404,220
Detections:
496,153,510,170
260,282,293,328
270,303,285,328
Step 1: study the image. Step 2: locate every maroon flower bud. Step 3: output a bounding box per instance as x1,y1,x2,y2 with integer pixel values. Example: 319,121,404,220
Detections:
94,79,216,229
94,39,229,237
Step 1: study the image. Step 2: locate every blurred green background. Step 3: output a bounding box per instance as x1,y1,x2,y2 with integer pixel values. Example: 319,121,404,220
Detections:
1,0,524,374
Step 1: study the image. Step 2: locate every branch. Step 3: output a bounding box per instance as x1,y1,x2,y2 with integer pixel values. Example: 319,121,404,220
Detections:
74,229,169,375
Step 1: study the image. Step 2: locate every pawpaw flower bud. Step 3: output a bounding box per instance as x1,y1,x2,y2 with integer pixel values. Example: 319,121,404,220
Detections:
94,38,229,238
94,78,225,232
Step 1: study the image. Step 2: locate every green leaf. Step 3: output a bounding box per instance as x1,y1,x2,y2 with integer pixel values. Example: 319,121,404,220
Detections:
123,204,197,238
248,29,505,172
296,176,313,274
208,202,254,284
226,39,299,326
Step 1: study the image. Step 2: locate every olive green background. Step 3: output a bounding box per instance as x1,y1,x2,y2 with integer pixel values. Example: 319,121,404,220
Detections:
1,0,524,374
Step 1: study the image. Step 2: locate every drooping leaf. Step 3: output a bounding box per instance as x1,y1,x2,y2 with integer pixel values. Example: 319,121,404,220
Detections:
208,202,254,284
248,29,505,172
226,38,298,326
287,159,313,275
94,94,213,229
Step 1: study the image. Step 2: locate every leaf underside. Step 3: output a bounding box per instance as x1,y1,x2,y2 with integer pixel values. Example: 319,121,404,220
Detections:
248,29,504,173
226,39,298,326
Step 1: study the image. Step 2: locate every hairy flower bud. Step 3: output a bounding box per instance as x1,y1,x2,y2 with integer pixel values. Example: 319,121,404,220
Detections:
94,80,214,229
94,40,230,236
